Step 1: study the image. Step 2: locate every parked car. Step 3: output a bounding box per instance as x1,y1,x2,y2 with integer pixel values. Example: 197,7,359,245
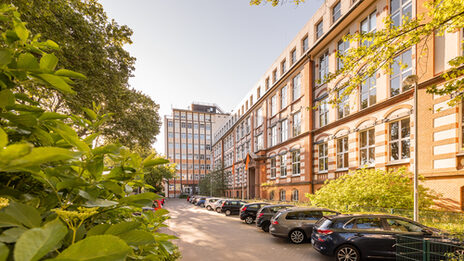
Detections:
214,199,227,213
256,204,294,232
220,200,247,216
152,200,163,211
188,195,196,203
239,202,270,224
205,198,221,210
270,207,339,244
311,214,450,261
195,197,208,207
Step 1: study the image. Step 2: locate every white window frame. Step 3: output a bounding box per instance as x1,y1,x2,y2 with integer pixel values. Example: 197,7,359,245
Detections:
389,118,410,162
360,128,376,167
270,158,276,179
293,111,302,136
281,119,288,142
292,150,301,176
318,142,328,172
390,49,413,97
280,154,287,177
336,136,349,169
292,74,301,101
281,85,288,109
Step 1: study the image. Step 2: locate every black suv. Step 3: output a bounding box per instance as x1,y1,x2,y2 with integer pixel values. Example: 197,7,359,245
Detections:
255,204,293,232
220,200,246,216
311,214,455,261
239,202,270,224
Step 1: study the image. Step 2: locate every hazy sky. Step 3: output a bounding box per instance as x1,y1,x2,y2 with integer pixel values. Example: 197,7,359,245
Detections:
99,0,323,154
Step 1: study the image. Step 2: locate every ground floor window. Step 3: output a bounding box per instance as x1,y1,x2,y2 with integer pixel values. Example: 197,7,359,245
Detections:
389,118,410,161
236,191,239,198
291,189,299,201
461,186,464,211
270,190,275,200
280,190,286,201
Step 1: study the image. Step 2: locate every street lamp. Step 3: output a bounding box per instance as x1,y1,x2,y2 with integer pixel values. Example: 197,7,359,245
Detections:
403,74,419,222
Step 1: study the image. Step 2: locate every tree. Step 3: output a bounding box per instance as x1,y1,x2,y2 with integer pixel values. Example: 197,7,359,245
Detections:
306,168,437,211
0,6,177,259
144,163,177,194
2,0,161,149
199,167,227,197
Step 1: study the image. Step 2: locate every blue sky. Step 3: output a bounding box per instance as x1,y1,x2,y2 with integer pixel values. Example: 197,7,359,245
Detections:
99,0,323,154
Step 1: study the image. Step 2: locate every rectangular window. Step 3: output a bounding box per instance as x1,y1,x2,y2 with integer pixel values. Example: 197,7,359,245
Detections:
337,38,349,70
270,95,277,116
292,74,301,101
319,97,329,127
281,85,287,109
389,118,410,161
318,52,329,83
292,150,301,175
271,125,278,146
361,11,376,46
281,119,288,142
256,107,263,126
293,111,302,136
391,0,412,27
360,129,375,166
316,21,324,39
257,87,261,98
265,78,270,90
168,121,173,127
272,69,277,83
361,74,376,109
302,36,308,52
291,49,297,64
256,134,264,151
280,154,287,177
332,1,341,23
318,143,328,172
281,59,287,74
336,136,349,169
270,158,276,179
337,87,350,119
390,49,412,97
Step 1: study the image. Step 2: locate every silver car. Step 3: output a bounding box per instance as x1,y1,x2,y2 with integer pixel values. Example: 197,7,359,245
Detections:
269,207,339,244
205,198,221,211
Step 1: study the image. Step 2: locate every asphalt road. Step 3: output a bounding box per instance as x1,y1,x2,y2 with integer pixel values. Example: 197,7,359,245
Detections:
163,198,332,261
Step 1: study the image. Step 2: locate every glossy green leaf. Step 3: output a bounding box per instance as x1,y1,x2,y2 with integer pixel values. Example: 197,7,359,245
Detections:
17,53,39,70
55,69,86,80
33,74,75,94
53,235,130,261
87,156,103,179
7,147,79,168
119,192,159,207
40,53,58,71
46,122,90,153
118,229,154,246
83,199,118,208
92,144,119,155
0,89,15,109
0,48,12,65
0,143,33,164
38,112,68,121
0,227,27,243
0,213,22,228
86,224,110,237
142,158,169,168
104,222,140,236
13,18,29,43
0,112,37,127
0,127,7,148
0,242,8,261
4,201,41,228
14,219,67,261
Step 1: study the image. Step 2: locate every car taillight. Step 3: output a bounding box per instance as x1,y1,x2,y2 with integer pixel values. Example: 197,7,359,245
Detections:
222,202,225,207
241,207,247,211
257,213,264,218
317,229,333,235
272,220,279,225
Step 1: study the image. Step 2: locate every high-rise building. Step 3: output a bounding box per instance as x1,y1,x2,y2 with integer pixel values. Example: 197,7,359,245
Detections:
164,103,228,197
211,0,464,210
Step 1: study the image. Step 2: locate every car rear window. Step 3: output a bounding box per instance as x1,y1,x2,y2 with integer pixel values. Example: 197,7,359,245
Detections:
315,217,333,229
273,212,283,220
345,218,383,230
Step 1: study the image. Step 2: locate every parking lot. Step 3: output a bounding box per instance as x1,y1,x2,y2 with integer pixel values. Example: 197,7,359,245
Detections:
163,198,331,261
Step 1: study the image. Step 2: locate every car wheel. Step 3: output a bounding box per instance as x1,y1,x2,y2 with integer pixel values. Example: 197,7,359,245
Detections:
289,229,306,244
206,206,211,210
225,210,231,216
245,216,254,224
262,222,270,232
335,245,360,261
200,203,204,207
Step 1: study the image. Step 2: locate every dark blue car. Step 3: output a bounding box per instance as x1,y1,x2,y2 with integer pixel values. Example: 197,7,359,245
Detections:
195,197,207,207
311,214,446,261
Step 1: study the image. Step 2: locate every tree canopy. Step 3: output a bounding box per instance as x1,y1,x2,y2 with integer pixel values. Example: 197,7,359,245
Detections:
2,0,161,150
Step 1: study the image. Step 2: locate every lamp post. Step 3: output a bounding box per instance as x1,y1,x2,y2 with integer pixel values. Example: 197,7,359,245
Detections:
403,74,419,222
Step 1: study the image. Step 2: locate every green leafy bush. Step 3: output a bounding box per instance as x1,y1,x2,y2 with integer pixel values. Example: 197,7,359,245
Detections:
0,5,177,260
306,168,437,211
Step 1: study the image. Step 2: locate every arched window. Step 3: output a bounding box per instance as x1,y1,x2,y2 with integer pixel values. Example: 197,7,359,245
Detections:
280,190,286,201
269,191,275,200
291,189,299,201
